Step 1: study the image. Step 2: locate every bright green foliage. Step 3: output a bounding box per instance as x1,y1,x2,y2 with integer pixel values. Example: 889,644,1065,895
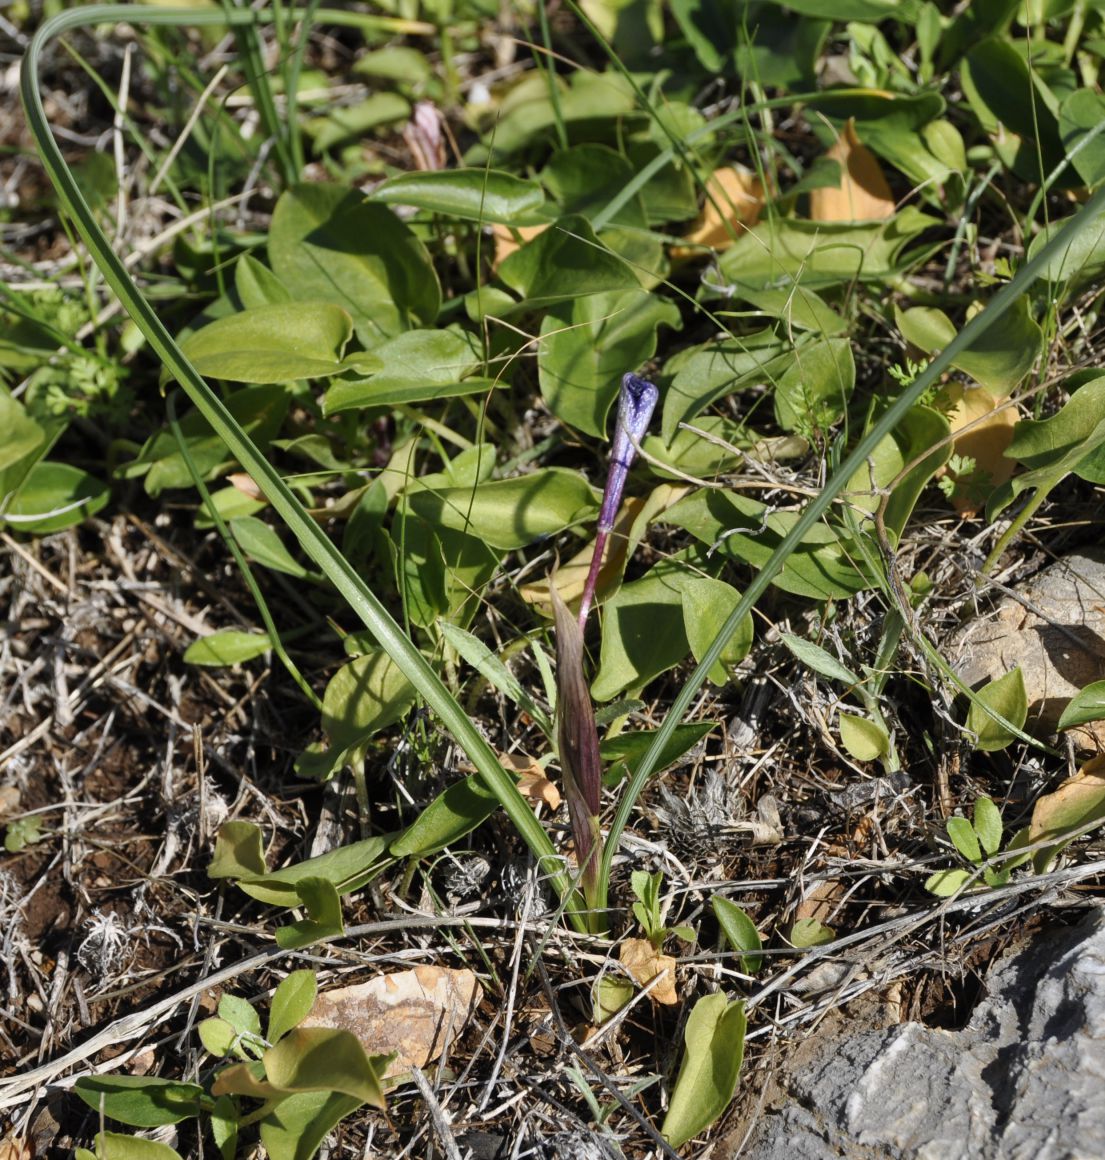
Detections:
712,897,764,974
631,870,695,948
661,993,747,1148
965,669,1028,752
22,3,1105,1151
925,796,1033,896
74,967,387,1159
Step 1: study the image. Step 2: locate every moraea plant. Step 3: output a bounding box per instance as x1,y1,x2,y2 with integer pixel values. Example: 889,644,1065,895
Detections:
553,372,659,929
577,373,660,628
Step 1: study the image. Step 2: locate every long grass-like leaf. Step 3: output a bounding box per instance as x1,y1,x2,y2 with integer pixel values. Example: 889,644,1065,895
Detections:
21,4,574,916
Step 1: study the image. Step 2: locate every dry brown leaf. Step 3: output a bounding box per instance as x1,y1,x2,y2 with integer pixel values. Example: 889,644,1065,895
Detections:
795,875,845,924
809,119,895,223
936,383,1019,516
619,937,679,1005
499,751,561,810
1029,755,1105,862
228,472,265,502
491,221,547,271
674,165,764,256
304,966,482,1079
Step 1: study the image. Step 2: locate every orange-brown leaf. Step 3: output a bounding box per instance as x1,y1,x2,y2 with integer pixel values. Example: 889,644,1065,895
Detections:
675,165,764,255
809,120,895,223
619,938,679,1005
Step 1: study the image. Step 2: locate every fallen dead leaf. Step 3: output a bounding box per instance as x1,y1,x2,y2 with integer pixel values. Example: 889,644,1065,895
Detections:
795,865,846,925
228,472,265,503
499,751,561,810
619,937,679,1005
809,119,895,223
491,221,547,270
303,966,482,1079
1029,755,1105,870
935,383,1019,516
674,165,763,256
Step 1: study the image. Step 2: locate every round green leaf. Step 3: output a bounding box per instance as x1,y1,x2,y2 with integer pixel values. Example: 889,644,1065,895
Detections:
1058,680,1105,731
712,896,763,974
73,1076,204,1128
661,994,746,1150
924,868,974,897
896,298,1042,394
1060,89,1105,189
947,815,982,863
179,303,354,383
2,460,109,533
789,917,836,947
965,667,1028,752
839,713,889,762
269,183,440,348
973,795,1003,857
321,650,417,750
405,468,598,550
268,969,318,1044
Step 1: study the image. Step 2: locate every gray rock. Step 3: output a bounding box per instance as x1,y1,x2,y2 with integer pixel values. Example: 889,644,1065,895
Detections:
946,550,1105,751
735,908,1105,1160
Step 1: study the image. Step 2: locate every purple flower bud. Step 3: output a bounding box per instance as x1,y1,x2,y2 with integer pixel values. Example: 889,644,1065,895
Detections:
578,373,659,627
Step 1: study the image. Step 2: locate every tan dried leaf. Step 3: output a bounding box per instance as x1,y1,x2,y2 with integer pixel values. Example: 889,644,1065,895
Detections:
809,119,895,223
499,751,561,810
619,937,679,1005
227,472,265,502
675,165,764,255
491,222,547,270
0,1140,34,1160
1029,755,1105,870
795,875,845,924
937,383,1019,516
304,966,482,1079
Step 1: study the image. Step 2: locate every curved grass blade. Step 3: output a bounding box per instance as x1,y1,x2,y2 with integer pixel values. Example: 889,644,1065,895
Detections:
21,4,574,916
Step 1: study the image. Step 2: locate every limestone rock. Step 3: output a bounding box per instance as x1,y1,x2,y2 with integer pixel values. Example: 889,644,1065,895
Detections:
947,550,1105,751
303,965,482,1080
733,908,1105,1160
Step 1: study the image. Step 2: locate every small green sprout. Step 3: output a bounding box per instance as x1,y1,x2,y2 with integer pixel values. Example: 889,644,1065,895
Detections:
925,796,1032,896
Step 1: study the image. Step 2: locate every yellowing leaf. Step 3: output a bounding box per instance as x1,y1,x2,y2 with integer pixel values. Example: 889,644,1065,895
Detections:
938,383,1019,515
661,994,746,1149
674,165,763,255
809,120,895,223
499,752,561,810
491,222,547,270
619,937,678,1005
1029,756,1105,872
519,496,645,614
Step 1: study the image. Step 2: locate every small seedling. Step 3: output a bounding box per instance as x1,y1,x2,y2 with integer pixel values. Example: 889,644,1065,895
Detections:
631,870,695,949
925,796,1032,896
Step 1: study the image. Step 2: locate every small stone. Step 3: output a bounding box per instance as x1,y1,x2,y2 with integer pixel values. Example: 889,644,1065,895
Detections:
303,966,482,1080
947,551,1105,751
